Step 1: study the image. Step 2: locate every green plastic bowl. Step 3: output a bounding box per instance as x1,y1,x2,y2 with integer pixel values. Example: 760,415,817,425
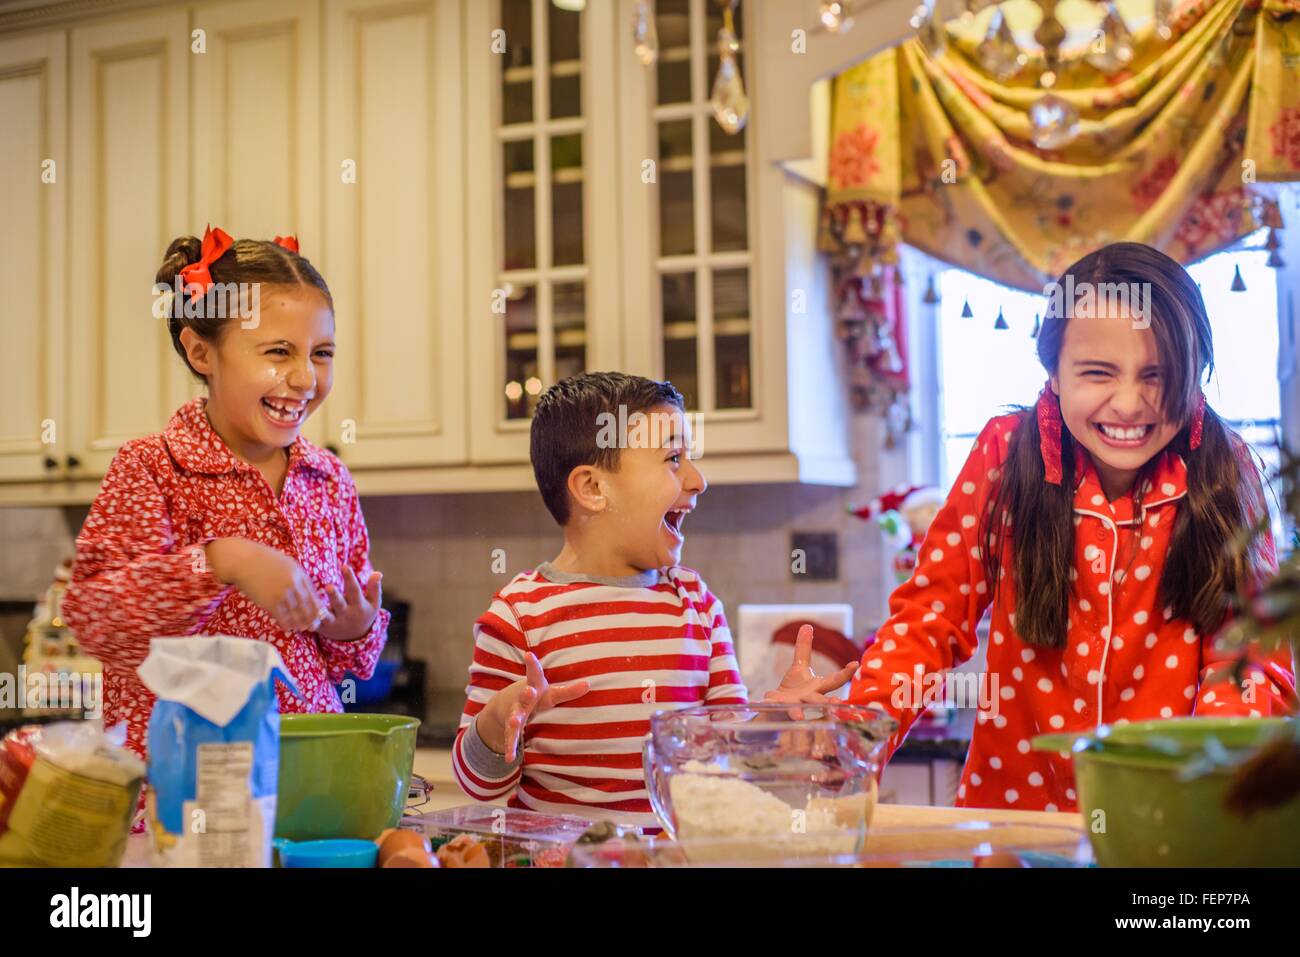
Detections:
275,713,420,841
1035,718,1300,867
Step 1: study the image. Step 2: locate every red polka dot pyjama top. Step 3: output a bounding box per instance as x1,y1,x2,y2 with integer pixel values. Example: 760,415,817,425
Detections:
847,412,1297,811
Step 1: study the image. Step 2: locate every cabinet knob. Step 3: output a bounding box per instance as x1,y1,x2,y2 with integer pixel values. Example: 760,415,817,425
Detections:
66,454,82,470
43,455,58,470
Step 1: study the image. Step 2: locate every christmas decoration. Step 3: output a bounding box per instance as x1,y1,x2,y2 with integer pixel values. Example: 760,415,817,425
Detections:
850,483,945,584
19,559,101,719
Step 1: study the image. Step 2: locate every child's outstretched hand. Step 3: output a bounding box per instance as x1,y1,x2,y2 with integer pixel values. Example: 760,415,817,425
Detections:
478,653,589,762
317,566,382,642
763,624,860,719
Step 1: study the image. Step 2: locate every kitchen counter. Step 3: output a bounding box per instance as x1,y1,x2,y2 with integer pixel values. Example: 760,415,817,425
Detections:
869,803,1081,829
862,803,1084,858
120,799,1081,866
120,745,1082,866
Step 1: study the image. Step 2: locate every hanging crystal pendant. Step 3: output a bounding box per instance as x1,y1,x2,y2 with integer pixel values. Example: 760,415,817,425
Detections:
918,10,948,58
923,274,939,305
977,9,1023,81
1154,0,1175,41
993,306,1009,330
1231,264,1247,291
819,0,855,34
632,1,659,67
1029,92,1080,149
961,297,974,318
1086,2,1135,74
1035,0,1066,88
711,6,748,134
1031,313,1041,338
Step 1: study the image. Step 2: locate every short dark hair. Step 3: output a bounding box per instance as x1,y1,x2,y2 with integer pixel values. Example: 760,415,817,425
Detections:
530,372,685,525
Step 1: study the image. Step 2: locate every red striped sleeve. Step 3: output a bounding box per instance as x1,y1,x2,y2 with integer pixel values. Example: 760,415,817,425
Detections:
700,585,748,705
451,725,521,801
450,567,751,825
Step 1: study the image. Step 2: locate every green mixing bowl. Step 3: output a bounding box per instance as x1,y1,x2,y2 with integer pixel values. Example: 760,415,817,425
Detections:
1034,718,1300,867
275,713,420,841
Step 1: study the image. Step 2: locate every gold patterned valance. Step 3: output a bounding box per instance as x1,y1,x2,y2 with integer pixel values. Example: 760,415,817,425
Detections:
822,0,1300,292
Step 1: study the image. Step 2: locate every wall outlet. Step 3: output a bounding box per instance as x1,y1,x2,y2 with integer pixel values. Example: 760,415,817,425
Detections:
790,531,839,581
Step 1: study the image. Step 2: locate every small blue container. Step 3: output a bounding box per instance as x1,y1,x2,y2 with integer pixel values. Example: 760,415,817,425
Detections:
338,660,400,706
274,838,379,869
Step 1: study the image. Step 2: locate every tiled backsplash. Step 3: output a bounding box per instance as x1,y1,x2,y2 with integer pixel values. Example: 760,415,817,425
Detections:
0,420,910,694
362,480,896,692
0,506,86,601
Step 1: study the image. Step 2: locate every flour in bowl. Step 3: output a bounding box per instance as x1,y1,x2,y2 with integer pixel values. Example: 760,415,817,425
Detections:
668,760,874,863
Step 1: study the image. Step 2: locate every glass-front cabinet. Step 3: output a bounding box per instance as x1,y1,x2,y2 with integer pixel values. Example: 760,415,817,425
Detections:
468,0,621,462
468,0,787,467
498,0,587,422
0,0,858,501
652,0,753,415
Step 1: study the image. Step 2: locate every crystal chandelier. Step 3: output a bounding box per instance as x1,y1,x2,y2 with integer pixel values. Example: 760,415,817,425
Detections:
909,0,1178,150
632,1,658,66
710,0,749,134
820,1,856,33
631,0,749,135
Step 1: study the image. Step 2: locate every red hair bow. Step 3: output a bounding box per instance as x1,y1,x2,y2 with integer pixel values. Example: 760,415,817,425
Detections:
1037,384,1065,485
273,234,299,254
1038,383,1207,485
1189,391,1205,450
178,225,234,302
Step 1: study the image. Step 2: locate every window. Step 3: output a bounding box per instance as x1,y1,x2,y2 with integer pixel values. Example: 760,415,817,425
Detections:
653,0,753,412
932,233,1286,543
498,0,588,420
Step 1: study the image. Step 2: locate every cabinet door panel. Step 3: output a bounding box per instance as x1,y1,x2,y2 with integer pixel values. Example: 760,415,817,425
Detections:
67,10,191,474
192,0,324,443
323,0,466,467
616,0,785,457
466,0,620,463
0,31,66,481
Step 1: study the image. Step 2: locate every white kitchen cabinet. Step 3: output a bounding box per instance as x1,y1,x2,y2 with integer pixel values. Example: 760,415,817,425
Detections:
190,0,327,446
65,7,193,478
464,0,857,484
0,30,67,484
464,0,623,464
618,0,766,445
620,0,854,483
322,0,468,467
0,0,871,504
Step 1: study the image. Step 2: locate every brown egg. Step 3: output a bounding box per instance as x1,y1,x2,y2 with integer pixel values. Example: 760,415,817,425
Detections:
436,833,491,868
383,847,439,868
973,851,1028,868
377,828,433,867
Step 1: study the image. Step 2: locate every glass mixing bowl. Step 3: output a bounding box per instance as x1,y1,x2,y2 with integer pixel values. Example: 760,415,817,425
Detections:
642,703,897,863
